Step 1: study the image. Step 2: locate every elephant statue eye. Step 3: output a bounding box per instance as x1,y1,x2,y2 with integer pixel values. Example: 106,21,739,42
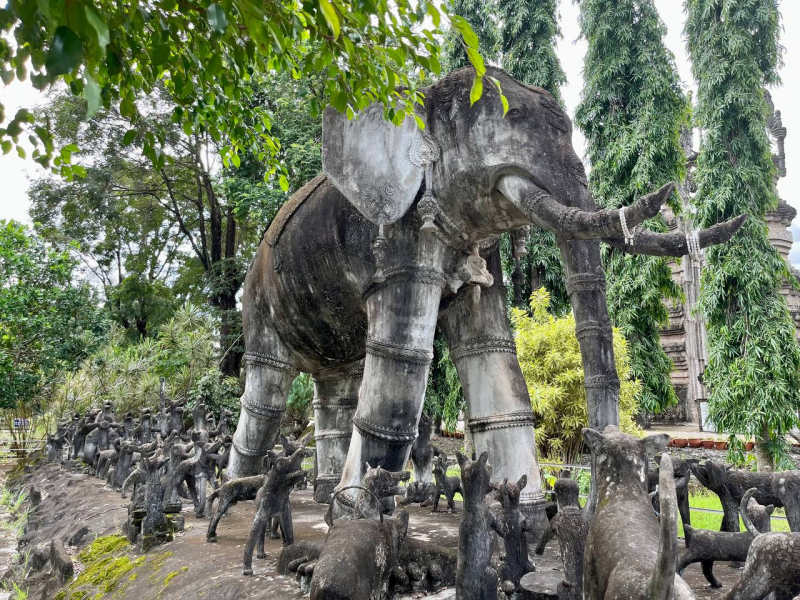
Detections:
506,106,527,121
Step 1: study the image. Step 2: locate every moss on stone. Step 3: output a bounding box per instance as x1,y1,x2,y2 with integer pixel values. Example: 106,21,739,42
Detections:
55,534,145,600
78,535,128,564
147,551,174,580
163,567,187,587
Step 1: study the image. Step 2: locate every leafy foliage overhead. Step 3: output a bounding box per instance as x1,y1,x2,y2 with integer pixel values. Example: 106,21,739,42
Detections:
686,0,800,467
576,0,686,413
512,289,642,465
0,221,105,410
0,0,486,180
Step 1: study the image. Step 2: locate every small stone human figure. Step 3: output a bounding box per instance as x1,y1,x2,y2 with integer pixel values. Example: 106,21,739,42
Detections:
431,453,463,513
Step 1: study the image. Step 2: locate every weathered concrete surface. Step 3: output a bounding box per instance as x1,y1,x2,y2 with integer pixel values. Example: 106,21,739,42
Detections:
1,459,780,599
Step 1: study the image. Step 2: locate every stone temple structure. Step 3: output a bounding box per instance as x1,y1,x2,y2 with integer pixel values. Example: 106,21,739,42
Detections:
657,90,797,427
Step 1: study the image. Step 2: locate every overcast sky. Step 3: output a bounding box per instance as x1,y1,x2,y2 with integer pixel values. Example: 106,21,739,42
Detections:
1,1,798,262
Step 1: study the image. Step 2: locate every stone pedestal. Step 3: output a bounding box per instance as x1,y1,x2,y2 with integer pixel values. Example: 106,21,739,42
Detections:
519,571,563,599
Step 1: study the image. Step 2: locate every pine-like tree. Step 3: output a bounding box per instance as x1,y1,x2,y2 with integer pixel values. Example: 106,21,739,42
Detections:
497,0,570,315
575,0,686,413
686,0,800,469
442,0,500,71
497,0,566,105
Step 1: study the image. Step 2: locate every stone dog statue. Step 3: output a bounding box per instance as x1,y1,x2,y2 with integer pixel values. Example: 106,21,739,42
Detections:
720,502,800,600
225,65,746,530
535,477,589,600
309,488,410,600
494,475,536,592
692,460,800,533
242,443,309,575
678,487,774,588
582,426,695,600
456,450,507,600
431,453,463,513
399,413,440,506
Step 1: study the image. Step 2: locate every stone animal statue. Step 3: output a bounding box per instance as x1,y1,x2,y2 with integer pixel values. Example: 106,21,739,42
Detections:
242,443,310,575
692,460,800,533
720,502,800,600
206,461,270,543
184,433,223,517
431,453,463,513
225,66,746,526
400,413,440,505
333,462,410,520
494,475,536,591
678,487,774,588
649,456,696,543
535,477,589,600
206,434,312,542
582,426,695,600
309,488,410,599
457,450,507,600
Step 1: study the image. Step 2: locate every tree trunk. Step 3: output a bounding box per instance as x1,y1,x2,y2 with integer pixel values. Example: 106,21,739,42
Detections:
755,424,775,472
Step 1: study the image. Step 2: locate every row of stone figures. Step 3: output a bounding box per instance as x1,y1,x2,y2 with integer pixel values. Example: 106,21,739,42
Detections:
43,404,800,598
44,400,236,550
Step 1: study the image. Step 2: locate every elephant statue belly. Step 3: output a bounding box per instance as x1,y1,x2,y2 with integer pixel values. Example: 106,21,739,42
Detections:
227,67,745,527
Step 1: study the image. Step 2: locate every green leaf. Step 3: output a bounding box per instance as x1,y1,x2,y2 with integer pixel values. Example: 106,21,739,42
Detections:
152,44,171,67
122,129,137,146
279,174,289,192
84,5,110,49
1,140,11,155
318,0,340,39
207,3,228,35
469,76,483,106
45,26,83,77
85,74,102,118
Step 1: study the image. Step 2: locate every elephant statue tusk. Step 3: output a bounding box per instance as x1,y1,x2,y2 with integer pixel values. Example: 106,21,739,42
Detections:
495,175,675,240
602,214,748,257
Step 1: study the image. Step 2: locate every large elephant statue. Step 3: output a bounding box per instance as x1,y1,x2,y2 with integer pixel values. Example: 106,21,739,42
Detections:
227,67,745,523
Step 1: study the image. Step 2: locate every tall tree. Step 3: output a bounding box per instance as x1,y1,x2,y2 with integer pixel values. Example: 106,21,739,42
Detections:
30,72,323,375
686,0,800,469
497,0,566,105
0,220,105,411
442,0,500,71
576,0,686,414
0,0,485,178
497,0,569,316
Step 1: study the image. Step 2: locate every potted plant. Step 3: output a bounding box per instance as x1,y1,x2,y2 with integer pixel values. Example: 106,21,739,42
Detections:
701,440,715,449
672,438,689,448
688,438,703,448
713,440,727,450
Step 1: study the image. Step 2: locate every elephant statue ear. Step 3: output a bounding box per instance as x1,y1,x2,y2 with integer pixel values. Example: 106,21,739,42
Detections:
322,104,438,226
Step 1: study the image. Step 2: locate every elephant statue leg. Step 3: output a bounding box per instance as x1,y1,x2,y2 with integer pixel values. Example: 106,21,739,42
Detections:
311,362,363,503
228,306,298,479
337,266,445,493
558,237,619,517
439,244,548,537
557,238,619,430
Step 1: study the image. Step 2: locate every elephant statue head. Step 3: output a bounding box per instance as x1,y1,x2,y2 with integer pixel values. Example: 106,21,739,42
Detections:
324,66,745,259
